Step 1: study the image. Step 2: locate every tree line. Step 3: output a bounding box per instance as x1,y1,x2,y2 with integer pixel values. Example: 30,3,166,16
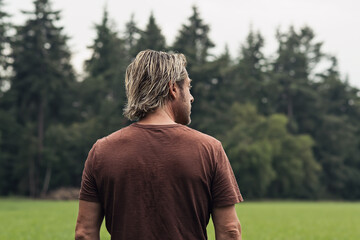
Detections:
1,0,359,199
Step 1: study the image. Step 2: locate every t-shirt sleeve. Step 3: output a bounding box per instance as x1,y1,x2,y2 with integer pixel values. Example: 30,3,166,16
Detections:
79,142,100,202
211,142,243,207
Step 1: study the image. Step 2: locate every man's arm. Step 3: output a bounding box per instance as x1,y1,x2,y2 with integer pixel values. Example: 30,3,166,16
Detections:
75,200,104,240
212,204,241,240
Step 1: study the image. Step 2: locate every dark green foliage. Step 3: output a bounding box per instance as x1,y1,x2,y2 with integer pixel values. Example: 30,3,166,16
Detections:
0,4,359,199
0,1,11,192
53,9,129,190
236,30,267,104
311,57,360,199
193,46,239,136
270,26,323,131
0,108,22,195
236,30,278,116
44,120,102,189
4,0,75,197
81,8,128,120
223,103,320,198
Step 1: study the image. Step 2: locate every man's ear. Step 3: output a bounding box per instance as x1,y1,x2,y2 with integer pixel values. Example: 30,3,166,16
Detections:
169,81,178,99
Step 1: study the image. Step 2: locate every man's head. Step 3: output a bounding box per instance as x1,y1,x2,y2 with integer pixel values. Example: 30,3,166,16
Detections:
124,50,193,124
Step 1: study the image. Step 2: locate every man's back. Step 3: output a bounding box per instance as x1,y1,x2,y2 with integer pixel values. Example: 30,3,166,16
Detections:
76,50,243,240
80,123,242,239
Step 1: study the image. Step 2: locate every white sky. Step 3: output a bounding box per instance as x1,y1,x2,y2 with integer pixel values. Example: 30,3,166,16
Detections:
5,0,360,88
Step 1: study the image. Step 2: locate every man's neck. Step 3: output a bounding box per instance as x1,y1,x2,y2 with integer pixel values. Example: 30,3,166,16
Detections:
137,106,176,125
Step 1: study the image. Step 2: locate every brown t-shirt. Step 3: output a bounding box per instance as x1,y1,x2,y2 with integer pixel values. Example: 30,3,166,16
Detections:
80,123,243,240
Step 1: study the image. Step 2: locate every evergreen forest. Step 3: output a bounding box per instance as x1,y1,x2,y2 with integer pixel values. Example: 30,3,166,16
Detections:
1,0,360,200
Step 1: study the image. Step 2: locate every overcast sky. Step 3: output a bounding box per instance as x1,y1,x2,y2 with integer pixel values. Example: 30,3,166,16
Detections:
5,0,360,88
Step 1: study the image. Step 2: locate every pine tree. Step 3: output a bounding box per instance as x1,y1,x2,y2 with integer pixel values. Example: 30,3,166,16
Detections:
195,46,235,136
235,29,272,114
172,6,215,131
10,0,75,197
81,8,127,126
173,6,214,69
44,9,131,193
135,12,166,52
124,14,140,59
272,26,323,132
0,0,18,196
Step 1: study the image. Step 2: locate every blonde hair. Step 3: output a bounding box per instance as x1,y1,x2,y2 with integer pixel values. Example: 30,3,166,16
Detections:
124,50,188,121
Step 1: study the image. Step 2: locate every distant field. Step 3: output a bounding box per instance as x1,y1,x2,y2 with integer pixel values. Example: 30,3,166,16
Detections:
0,199,359,240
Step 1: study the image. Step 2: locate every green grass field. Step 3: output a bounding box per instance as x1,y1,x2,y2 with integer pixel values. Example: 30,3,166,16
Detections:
0,199,359,240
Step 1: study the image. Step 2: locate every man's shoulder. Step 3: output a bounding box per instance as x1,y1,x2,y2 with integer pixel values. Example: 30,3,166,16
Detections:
94,124,222,150
170,126,224,154
181,125,220,145
93,125,132,149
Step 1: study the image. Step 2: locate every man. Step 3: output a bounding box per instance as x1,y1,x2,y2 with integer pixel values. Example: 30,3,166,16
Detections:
75,50,243,240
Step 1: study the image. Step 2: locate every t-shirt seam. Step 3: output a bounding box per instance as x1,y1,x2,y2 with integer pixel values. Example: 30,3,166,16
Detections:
213,194,243,204
214,193,243,201
213,140,223,175
79,193,100,202
131,123,185,129
91,140,99,175
83,141,100,202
